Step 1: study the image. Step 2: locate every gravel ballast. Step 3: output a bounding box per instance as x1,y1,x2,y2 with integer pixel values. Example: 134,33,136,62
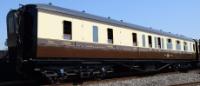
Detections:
83,70,200,86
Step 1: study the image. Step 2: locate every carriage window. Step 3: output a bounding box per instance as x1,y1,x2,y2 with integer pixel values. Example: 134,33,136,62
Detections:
132,33,137,46
167,39,172,49
107,28,113,44
63,21,72,40
157,37,161,48
183,42,188,51
176,40,181,50
142,35,146,47
93,26,98,42
148,35,152,48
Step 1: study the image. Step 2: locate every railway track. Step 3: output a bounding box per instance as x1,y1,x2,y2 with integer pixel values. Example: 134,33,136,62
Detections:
0,70,199,86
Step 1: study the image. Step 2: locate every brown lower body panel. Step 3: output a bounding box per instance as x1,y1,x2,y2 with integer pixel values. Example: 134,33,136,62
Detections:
37,39,195,60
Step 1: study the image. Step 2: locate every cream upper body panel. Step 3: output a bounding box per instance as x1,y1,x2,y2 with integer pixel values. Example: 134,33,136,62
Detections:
37,10,195,52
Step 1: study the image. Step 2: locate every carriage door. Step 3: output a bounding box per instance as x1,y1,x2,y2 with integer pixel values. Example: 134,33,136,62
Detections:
199,39,200,60
194,40,199,60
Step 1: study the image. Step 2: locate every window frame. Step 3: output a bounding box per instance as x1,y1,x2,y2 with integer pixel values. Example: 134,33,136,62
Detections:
176,40,181,50
92,26,99,43
183,42,188,51
148,35,152,48
157,37,161,48
132,33,137,46
167,38,173,49
63,20,72,40
107,28,113,44
142,35,146,47
161,38,165,49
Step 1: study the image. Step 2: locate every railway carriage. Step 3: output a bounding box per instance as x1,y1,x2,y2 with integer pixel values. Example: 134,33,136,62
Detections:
6,4,200,82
